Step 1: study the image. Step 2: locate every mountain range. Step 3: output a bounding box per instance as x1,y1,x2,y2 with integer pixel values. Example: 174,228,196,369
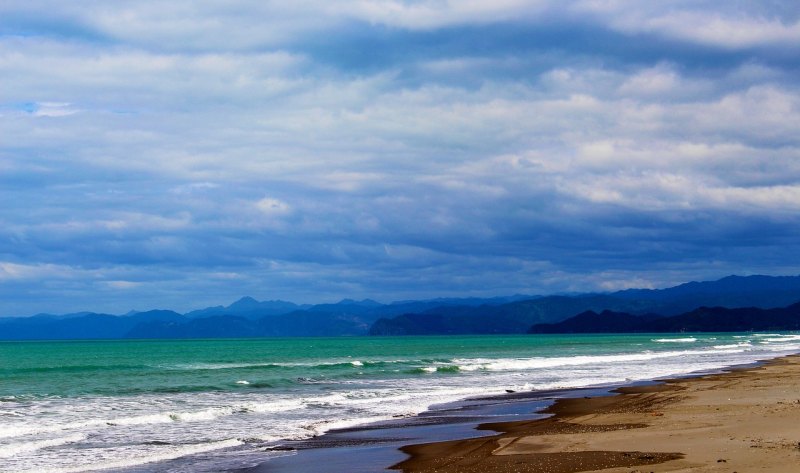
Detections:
1,274,799,340
529,303,800,333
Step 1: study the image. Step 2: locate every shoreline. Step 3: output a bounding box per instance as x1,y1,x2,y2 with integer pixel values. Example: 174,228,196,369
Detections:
245,353,797,473
243,384,607,473
393,353,800,472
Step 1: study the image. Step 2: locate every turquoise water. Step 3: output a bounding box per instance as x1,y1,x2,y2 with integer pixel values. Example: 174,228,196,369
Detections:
1,333,799,472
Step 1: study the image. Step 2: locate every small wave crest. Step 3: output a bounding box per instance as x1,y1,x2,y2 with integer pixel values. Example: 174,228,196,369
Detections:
15,438,244,473
410,364,460,374
758,334,800,343
652,337,697,343
0,433,86,458
713,342,753,349
451,347,748,372
0,400,307,440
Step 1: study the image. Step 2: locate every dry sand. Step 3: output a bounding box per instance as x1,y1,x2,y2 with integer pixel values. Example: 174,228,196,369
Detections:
393,355,800,473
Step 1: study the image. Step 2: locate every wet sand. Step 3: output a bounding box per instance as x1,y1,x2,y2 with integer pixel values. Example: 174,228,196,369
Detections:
394,355,800,472
245,388,605,473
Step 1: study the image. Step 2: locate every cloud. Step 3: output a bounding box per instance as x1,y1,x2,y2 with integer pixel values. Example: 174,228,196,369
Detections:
104,280,141,289
0,262,70,281
31,102,80,117
573,1,800,49
1,0,799,315
343,0,552,30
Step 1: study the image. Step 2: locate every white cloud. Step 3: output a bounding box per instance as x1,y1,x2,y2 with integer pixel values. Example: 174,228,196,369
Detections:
346,0,551,29
643,13,800,49
33,102,77,117
574,1,800,49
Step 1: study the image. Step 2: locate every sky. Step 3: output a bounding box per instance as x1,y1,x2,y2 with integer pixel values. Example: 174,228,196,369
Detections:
1,1,800,316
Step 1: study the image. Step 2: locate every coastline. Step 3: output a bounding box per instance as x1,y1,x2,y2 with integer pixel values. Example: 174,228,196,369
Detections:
393,353,800,472
242,385,608,473
245,351,800,473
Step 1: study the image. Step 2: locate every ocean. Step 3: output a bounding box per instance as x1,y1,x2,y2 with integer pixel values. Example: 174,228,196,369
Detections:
1,333,799,472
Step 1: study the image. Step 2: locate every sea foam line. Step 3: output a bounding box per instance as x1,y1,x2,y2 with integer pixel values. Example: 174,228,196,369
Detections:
17,438,244,473
451,348,746,372
0,400,306,440
0,434,86,458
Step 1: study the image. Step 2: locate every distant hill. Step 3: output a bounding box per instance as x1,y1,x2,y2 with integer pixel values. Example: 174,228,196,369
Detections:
368,295,656,335
1,274,798,340
525,310,663,334
0,295,538,340
529,302,800,334
369,275,800,335
0,310,185,340
184,297,306,319
128,309,380,338
611,275,800,315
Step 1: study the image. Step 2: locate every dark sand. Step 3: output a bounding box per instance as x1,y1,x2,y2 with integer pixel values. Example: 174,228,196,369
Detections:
393,355,800,473
244,387,614,473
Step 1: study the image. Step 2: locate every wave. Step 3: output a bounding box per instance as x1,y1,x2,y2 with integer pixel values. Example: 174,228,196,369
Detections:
16,438,244,473
758,335,800,343
301,415,398,437
0,434,86,458
451,348,748,372
0,400,307,440
713,342,753,349
652,337,697,343
166,359,387,372
410,364,460,374
164,362,284,371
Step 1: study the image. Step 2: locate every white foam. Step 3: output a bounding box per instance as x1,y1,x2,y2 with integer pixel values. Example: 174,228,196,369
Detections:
16,438,244,473
301,415,399,437
760,335,800,343
0,421,103,440
350,361,363,367
174,407,233,423
653,337,697,343
0,434,86,458
109,412,175,427
166,362,277,370
452,350,730,372
243,399,304,413
713,343,753,349
0,401,304,441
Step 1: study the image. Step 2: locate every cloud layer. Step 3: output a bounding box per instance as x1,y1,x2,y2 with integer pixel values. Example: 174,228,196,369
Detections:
1,1,799,315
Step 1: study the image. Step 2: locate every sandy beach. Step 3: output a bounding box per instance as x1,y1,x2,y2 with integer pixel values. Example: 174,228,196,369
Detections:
394,354,800,473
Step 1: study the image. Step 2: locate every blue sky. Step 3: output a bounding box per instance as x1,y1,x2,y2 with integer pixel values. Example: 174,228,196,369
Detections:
1,1,800,315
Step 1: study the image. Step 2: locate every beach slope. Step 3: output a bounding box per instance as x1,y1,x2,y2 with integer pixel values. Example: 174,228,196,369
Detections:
394,355,800,472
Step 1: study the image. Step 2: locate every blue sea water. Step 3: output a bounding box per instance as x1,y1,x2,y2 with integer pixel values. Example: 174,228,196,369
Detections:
1,333,799,472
